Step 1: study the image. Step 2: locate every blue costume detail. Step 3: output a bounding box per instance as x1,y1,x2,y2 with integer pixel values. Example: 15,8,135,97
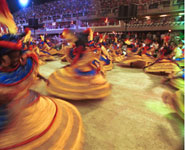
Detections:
0,34,20,56
176,57,184,61
88,40,94,47
92,59,100,68
75,68,96,76
0,58,33,85
40,50,51,55
132,48,138,52
102,42,106,46
100,55,110,65
69,48,75,59
145,53,152,57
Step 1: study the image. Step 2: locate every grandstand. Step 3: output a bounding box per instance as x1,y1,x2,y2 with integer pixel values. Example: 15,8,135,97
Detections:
13,0,184,34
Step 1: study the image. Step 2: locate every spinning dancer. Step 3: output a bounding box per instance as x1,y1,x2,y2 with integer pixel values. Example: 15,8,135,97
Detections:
47,29,111,100
0,1,83,149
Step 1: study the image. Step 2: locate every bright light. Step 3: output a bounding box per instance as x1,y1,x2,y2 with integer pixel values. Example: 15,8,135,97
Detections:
168,30,171,32
160,14,168,17
105,18,108,24
19,0,29,7
52,22,56,26
179,13,184,16
145,16,151,20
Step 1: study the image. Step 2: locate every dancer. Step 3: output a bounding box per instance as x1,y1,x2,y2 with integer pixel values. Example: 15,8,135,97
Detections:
109,37,125,63
97,34,113,71
0,1,83,149
38,35,56,61
119,38,154,68
47,29,111,100
144,41,181,74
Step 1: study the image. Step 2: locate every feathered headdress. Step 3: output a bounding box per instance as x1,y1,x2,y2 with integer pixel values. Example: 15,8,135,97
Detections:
0,0,17,34
61,29,78,43
23,28,32,44
124,39,132,45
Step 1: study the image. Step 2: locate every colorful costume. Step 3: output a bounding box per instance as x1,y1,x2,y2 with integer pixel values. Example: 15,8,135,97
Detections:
108,37,124,63
173,45,184,68
96,34,113,71
164,69,184,90
47,29,111,100
38,36,56,61
119,39,154,68
0,1,83,149
144,46,181,74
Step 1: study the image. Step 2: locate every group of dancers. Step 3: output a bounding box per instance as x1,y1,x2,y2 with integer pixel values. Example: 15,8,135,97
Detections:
0,0,184,149
23,24,185,121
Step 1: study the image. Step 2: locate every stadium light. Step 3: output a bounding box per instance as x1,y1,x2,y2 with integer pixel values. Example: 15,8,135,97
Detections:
19,0,29,7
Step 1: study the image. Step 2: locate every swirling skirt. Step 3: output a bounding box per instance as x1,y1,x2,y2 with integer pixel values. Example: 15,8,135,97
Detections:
0,92,83,150
47,66,111,100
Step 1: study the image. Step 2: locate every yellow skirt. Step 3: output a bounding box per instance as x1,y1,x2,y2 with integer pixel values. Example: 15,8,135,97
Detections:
103,61,113,71
119,55,148,68
38,59,46,65
48,48,60,55
0,94,83,150
144,59,181,74
169,78,184,90
113,55,125,63
162,90,184,119
47,67,111,100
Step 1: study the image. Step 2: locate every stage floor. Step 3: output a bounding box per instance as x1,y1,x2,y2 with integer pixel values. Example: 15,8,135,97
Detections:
31,60,183,150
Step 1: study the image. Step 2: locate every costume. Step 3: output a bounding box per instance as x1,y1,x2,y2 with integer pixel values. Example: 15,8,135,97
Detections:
168,69,184,90
96,34,113,71
119,39,154,68
144,46,181,74
38,35,56,61
108,37,124,63
0,1,83,149
47,29,111,100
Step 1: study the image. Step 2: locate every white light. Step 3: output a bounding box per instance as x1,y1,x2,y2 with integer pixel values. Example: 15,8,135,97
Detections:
145,16,150,20
52,22,56,26
160,14,168,17
19,0,29,7
179,13,184,16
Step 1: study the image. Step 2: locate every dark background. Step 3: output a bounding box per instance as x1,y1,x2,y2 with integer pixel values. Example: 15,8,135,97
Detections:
7,0,53,13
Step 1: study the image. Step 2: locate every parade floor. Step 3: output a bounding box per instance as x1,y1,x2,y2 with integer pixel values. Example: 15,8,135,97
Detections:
31,60,183,150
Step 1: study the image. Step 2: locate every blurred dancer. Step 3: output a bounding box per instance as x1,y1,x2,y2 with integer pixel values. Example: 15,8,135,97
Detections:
0,1,83,149
47,29,111,100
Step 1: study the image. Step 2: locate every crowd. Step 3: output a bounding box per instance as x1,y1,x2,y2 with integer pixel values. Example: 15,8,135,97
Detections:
13,0,184,25
0,0,184,149
126,15,184,28
14,0,96,24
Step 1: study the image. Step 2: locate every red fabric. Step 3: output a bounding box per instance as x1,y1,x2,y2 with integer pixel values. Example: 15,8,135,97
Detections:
182,49,184,56
0,40,22,50
24,28,30,34
142,46,149,54
0,0,10,18
23,52,39,65
160,49,167,59
164,36,170,43
99,34,103,39
83,28,91,34
71,46,85,65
